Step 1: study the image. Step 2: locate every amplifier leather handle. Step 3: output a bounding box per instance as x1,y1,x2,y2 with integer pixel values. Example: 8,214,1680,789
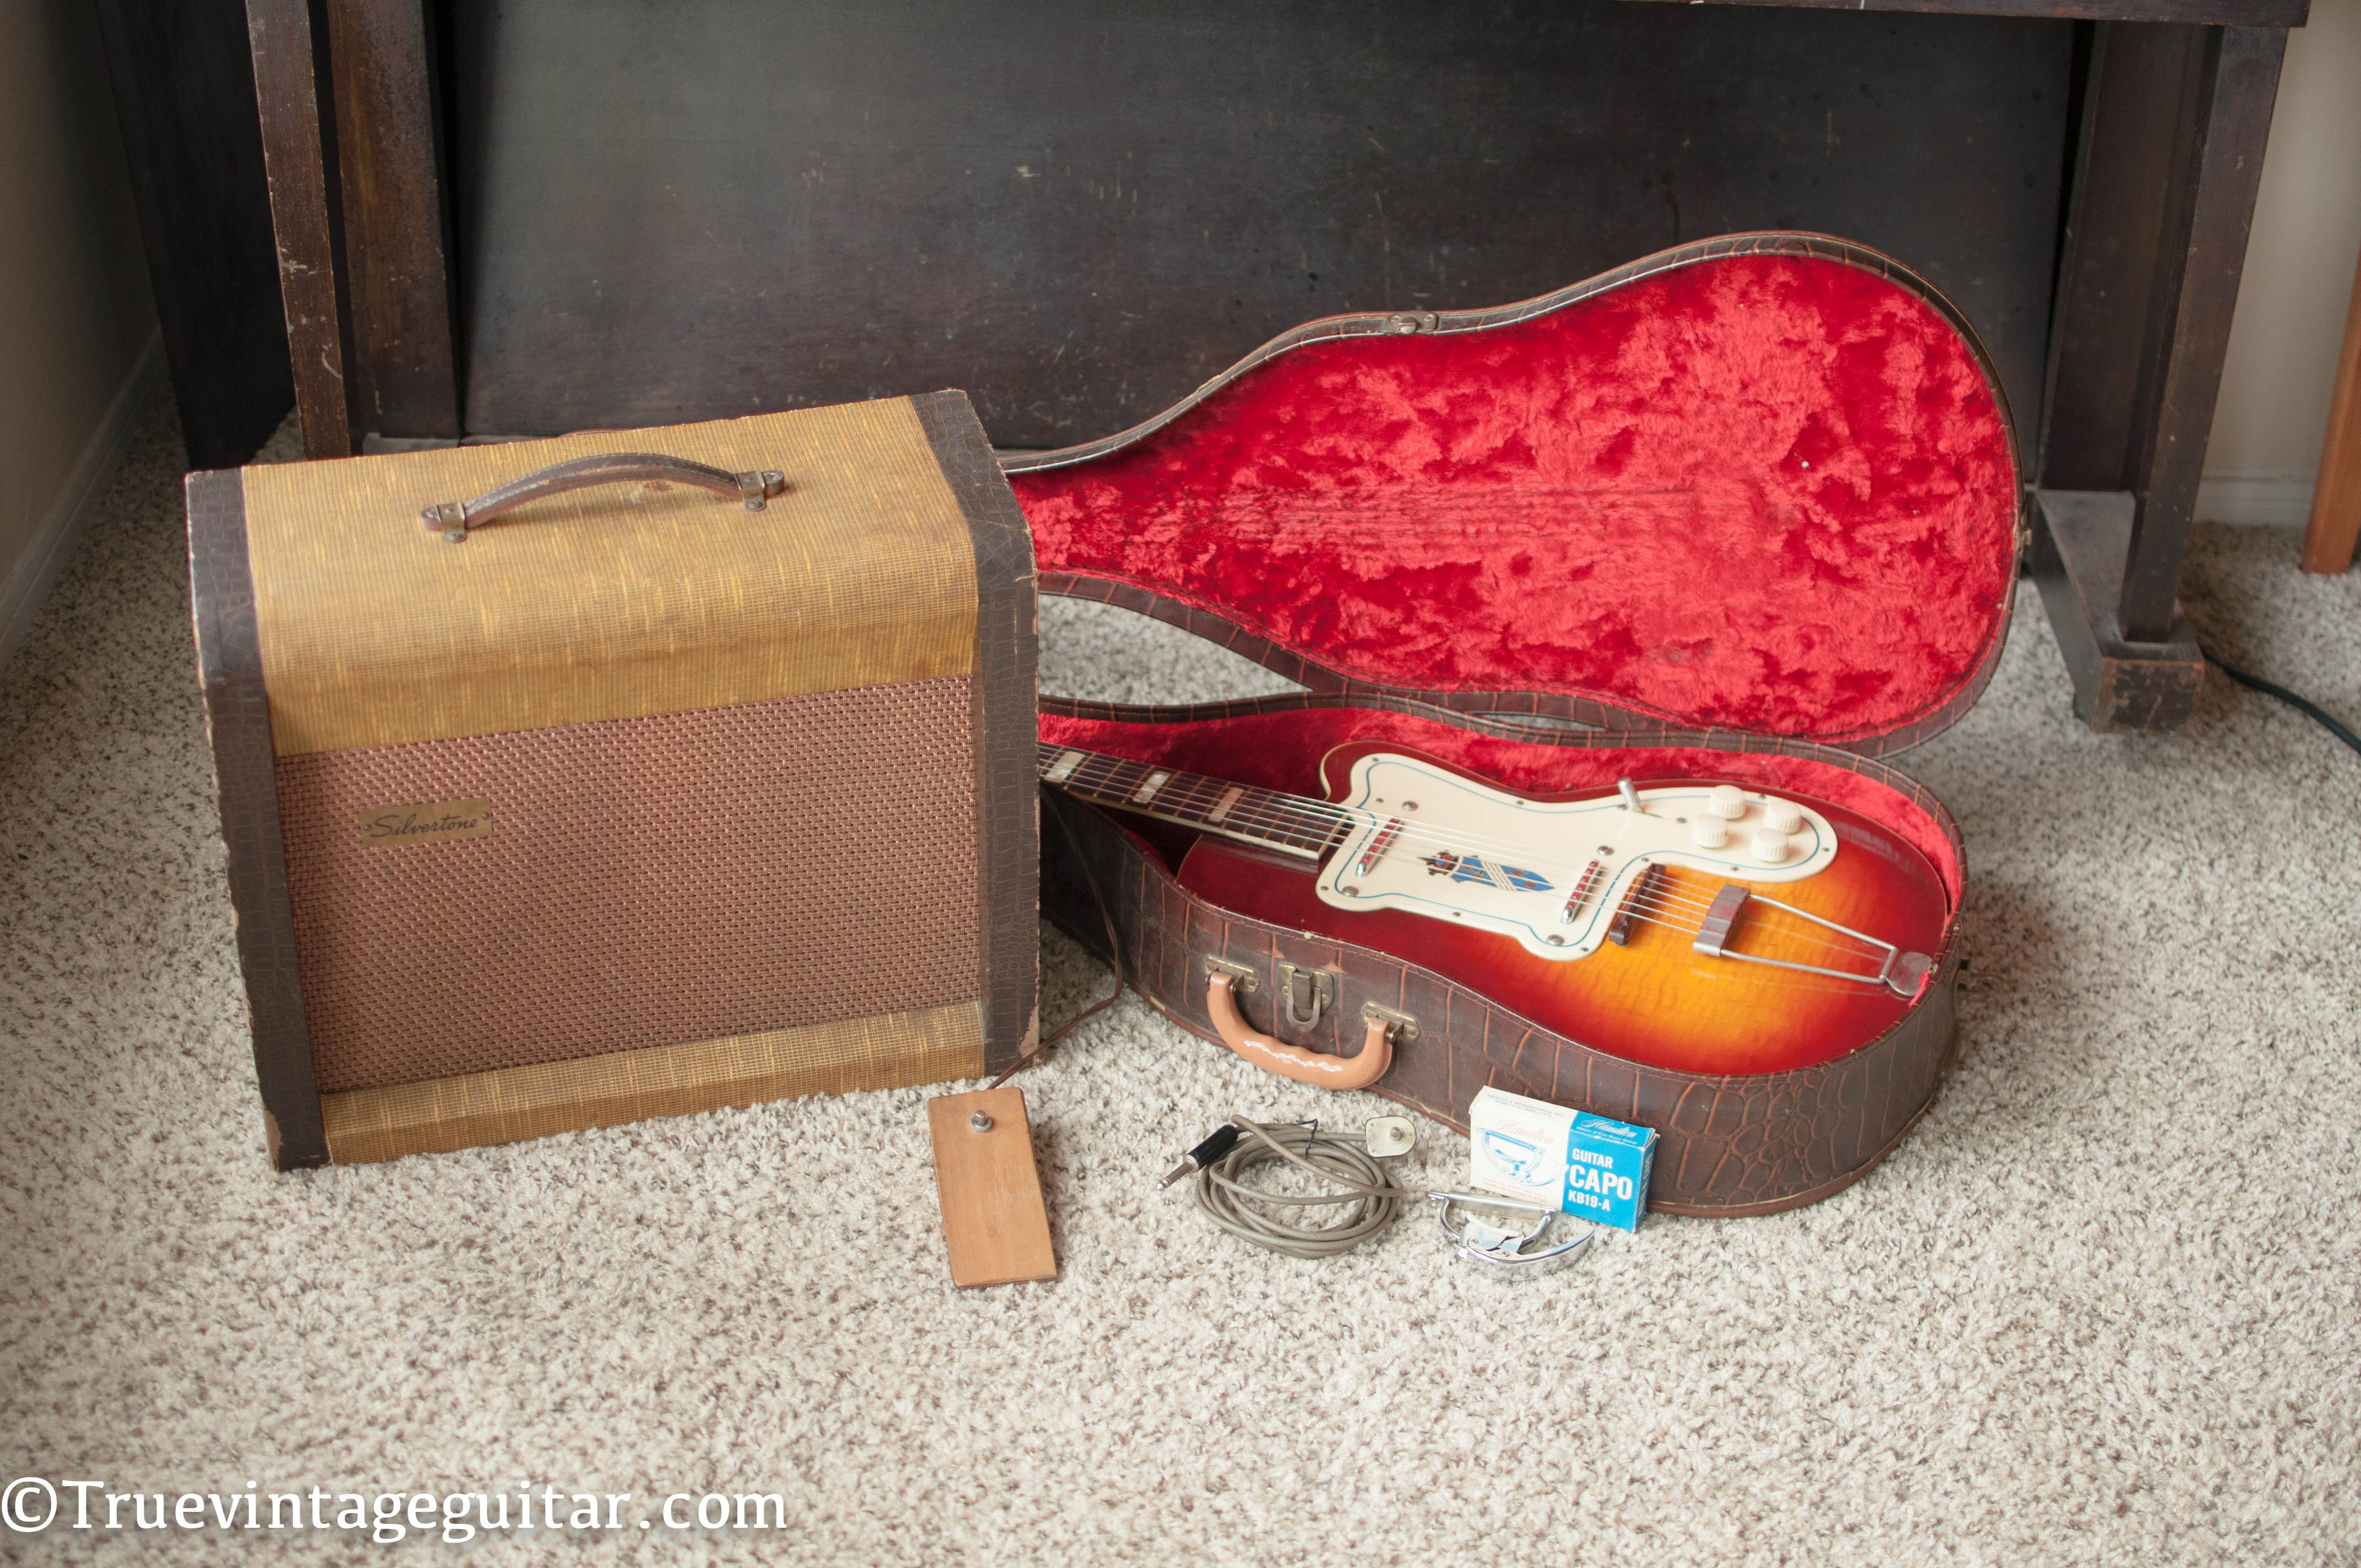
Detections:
1205,972,1393,1090
420,453,787,541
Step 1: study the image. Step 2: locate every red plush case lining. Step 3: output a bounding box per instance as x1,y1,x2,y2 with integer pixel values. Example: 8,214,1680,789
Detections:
1013,243,2018,748
1037,706,1960,909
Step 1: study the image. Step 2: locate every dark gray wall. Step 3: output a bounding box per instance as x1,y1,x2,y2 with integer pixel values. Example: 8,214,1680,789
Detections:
449,0,2072,448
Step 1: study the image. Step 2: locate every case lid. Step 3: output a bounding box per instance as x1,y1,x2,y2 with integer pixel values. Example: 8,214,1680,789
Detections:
1007,235,2021,755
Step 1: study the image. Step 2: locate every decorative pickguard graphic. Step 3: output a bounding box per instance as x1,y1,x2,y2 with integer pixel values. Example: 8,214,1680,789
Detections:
1423,852,1552,891
1314,756,1840,963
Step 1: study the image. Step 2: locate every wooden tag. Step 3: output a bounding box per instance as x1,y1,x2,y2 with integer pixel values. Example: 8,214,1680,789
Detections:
926,1087,1056,1288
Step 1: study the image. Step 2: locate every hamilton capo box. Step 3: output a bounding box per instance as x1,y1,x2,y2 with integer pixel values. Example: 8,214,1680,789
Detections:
189,393,1037,1168
1467,1086,1658,1232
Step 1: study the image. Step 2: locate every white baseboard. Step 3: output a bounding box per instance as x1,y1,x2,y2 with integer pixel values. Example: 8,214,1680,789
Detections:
2195,470,2316,528
0,333,166,673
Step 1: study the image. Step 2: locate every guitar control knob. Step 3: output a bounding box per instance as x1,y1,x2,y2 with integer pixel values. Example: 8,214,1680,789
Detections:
1689,815,1729,849
1708,785,1748,820
1751,825,1791,863
1761,798,1803,834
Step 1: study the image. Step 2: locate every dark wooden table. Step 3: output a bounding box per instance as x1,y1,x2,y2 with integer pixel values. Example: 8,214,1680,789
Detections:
103,0,2306,735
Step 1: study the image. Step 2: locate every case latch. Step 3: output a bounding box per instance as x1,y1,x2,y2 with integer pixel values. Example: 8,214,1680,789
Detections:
1383,311,1438,335
1276,963,1334,1028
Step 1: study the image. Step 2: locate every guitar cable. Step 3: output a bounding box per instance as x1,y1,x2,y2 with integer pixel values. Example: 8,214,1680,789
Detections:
1182,1118,1410,1259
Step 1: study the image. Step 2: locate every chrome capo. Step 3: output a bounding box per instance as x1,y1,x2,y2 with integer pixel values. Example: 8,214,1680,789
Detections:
1429,1191,1593,1275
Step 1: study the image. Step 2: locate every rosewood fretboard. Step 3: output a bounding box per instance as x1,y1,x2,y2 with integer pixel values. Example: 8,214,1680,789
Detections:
1034,741,1348,859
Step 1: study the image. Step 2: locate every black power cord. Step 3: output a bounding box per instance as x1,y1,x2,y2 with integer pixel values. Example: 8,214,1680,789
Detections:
2198,642,2361,761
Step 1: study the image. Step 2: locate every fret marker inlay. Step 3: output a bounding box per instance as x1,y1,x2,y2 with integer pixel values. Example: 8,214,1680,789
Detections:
1206,786,1244,824
1131,770,1171,805
1044,749,1085,783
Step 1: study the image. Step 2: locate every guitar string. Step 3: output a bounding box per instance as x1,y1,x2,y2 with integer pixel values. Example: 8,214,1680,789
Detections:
1038,751,1906,963
1037,780,1899,965
1065,835,1895,979
1047,783,1896,966
1329,875,1896,970
1039,746,1849,875
1609,887,1893,964
1038,745,1707,861
1560,884,1895,966
1531,901,1901,991
1041,754,1909,978
1054,769,1820,880
1581,906,1891,986
1041,769,1895,961
1624,864,1893,943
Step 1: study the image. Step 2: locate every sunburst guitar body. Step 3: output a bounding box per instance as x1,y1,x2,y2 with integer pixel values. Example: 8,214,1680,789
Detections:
1041,739,1951,1077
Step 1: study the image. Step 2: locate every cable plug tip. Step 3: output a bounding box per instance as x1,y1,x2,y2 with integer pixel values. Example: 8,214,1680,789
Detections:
1158,1123,1243,1191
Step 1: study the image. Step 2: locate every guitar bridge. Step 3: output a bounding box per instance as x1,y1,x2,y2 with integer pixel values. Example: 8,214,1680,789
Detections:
1606,864,1663,946
1691,884,1751,957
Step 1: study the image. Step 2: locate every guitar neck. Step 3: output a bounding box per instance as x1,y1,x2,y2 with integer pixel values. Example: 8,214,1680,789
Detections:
1034,742,1347,860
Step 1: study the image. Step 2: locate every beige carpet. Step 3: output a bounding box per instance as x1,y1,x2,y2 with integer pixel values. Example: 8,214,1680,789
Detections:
3,399,2358,1565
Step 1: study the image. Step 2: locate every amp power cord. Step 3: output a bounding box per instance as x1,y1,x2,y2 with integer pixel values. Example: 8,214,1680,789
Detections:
2199,641,2361,761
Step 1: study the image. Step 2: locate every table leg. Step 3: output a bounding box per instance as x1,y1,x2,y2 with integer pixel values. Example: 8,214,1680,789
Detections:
2036,21,2287,727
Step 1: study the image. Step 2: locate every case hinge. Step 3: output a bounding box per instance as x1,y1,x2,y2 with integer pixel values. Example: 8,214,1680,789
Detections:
1361,1000,1420,1043
1203,956,1258,993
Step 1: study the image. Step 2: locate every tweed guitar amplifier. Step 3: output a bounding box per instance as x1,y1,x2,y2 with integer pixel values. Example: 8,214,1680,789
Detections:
188,392,1037,1170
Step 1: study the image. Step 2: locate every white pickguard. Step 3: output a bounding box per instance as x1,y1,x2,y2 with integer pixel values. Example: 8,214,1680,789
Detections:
1312,755,1838,962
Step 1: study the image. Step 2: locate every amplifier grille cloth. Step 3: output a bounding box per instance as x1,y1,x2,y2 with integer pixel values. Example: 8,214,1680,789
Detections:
275,678,981,1093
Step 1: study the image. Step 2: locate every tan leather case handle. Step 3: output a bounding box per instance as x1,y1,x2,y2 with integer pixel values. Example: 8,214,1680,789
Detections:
1205,972,1392,1090
420,452,787,541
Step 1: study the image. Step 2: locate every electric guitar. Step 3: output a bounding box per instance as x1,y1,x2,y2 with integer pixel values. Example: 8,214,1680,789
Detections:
1038,740,1949,1077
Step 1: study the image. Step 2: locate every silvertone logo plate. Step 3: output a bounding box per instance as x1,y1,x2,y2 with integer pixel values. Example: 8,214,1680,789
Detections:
357,800,494,848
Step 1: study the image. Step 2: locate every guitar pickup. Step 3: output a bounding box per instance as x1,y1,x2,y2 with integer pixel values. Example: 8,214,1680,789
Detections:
1559,859,1604,924
1355,816,1405,876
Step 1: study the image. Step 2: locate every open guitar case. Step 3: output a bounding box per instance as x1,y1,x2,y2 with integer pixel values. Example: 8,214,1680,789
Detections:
1002,233,2021,1216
